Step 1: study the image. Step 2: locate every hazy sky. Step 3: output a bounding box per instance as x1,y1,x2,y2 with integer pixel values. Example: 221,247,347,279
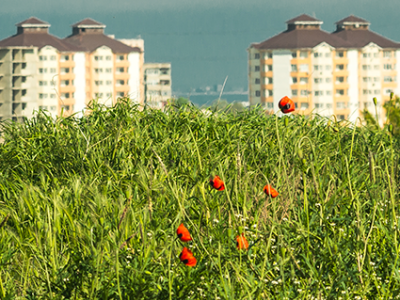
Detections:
1,0,400,93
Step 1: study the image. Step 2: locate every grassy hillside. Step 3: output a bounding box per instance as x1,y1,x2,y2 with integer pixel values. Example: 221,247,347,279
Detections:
0,99,399,299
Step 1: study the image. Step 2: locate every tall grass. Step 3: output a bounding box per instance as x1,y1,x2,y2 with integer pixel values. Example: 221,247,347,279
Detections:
0,99,399,299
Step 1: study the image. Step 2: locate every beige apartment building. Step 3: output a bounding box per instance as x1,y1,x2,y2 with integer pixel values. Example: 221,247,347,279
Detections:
248,14,400,123
144,63,172,108
0,17,144,121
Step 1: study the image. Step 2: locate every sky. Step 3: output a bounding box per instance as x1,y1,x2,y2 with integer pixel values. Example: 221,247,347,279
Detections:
1,0,400,94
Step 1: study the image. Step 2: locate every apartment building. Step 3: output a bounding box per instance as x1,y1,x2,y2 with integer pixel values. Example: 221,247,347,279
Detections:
0,17,144,121
248,14,400,122
144,63,172,108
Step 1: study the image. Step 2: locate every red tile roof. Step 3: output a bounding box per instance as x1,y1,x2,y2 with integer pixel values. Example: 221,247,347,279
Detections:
286,14,322,24
64,32,140,53
72,18,105,28
0,32,82,51
253,28,352,50
336,15,369,24
16,17,50,27
332,28,400,48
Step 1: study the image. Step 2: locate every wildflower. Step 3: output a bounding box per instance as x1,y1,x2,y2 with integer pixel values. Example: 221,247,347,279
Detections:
176,223,192,242
213,219,219,223
278,96,295,114
209,175,225,191
236,233,249,250
263,185,279,198
272,280,279,285
179,247,197,267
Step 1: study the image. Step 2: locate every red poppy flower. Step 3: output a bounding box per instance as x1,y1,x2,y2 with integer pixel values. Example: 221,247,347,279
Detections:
179,247,197,267
263,185,279,198
236,233,249,250
176,223,192,242
210,175,225,191
278,96,295,114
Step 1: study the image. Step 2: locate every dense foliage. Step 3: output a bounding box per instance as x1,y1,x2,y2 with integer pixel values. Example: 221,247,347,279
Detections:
0,99,399,299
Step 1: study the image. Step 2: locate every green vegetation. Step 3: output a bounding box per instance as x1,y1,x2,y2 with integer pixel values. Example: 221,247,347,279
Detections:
0,99,399,299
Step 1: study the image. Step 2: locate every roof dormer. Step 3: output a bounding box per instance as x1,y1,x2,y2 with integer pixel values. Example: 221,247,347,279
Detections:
71,18,106,35
286,14,323,31
16,17,50,34
335,15,370,31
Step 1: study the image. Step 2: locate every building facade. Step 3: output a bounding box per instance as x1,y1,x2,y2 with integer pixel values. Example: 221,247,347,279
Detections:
0,17,144,121
144,63,172,108
248,14,400,122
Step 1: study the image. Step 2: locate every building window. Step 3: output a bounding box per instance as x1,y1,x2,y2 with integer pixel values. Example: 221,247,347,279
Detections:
50,94,56,99
106,93,112,97
50,68,57,73
314,91,323,96
292,90,298,96
62,55,70,61
299,51,308,58
300,90,308,96
255,66,260,72
383,51,392,58
299,64,308,72
266,65,273,71
291,65,298,72
21,77,26,83
266,102,273,108
39,81,47,86
300,77,308,84
61,80,70,86
255,90,260,97
117,80,125,85
362,53,371,58
94,68,103,73
255,78,260,84
94,56,103,61
160,80,170,85
384,64,393,70
106,56,112,61
314,78,322,83
61,93,70,99
315,103,323,108
106,80,112,85
95,80,103,86
61,68,70,73
39,55,47,61
385,89,393,94
362,77,371,82
50,55,56,61
117,67,124,73
326,90,332,95
300,103,309,109
267,77,273,84
384,76,395,82
39,68,47,73
326,78,332,83
106,68,112,73
337,114,345,120
374,89,380,95
336,64,345,71
313,52,322,58
325,65,331,71
268,90,273,96
291,52,297,58
336,89,345,96
314,65,322,71
292,77,298,84
39,93,48,99
336,76,345,83
362,65,370,70
325,53,331,58
363,89,371,95
336,51,344,58
118,55,125,61
254,53,260,59
336,102,346,109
